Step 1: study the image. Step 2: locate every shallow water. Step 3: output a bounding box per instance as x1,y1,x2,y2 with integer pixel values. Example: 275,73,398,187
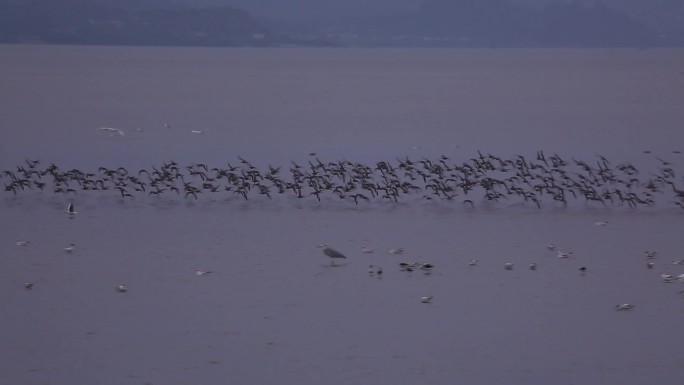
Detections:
2,45,684,385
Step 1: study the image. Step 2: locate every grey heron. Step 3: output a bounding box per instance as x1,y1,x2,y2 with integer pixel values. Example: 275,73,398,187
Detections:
319,244,347,265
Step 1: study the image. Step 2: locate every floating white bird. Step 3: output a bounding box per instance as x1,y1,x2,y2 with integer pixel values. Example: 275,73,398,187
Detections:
547,244,556,251
529,263,538,270
195,270,212,276
468,259,479,266
677,274,684,283
421,296,433,304
63,243,75,253
615,304,635,311
16,241,30,246
672,259,684,265
594,221,608,226
66,202,77,217
645,251,658,259
24,282,34,290
389,247,404,255
557,251,572,259
190,130,204,135
115,285,128,293
98,127,124,136
661,274,675,283
504,263,514,270
318,244,347,265
646,262,655,269
361,247,375,254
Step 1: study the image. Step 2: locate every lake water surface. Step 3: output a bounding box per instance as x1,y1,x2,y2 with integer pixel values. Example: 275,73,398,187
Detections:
1,45,684,385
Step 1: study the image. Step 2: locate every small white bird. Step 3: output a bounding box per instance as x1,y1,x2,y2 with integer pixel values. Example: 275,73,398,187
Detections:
195,270,212,276
661,274,675,283
615,304,635,311
361,247,375,254
421,296,433,304
24,282,34,290
389,247,404,255
672,259,684,265
16,241,30,246
63,243,75,253
190,130,204,135
645,251,658,259
547,244,556,251
529,263,538,270
646,262,655,269
557,251,572,259
594,221,608,226
115,285,128,293
468,259,479,266
98,127,124,136
677,274,684,283
504,263,514,270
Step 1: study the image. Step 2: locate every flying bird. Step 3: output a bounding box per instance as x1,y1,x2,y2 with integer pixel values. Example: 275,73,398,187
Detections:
98,127,124,136
66,202,77,217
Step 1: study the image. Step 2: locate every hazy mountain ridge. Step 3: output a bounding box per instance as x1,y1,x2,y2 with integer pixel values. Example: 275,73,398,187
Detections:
0,0,331,47
0,0,680,47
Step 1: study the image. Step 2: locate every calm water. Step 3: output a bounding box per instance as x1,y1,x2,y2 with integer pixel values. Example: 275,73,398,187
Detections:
2,45,684,167
2,45,684,385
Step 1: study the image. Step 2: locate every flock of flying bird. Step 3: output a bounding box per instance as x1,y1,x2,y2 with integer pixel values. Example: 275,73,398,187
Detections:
5,151,682,307
2,151,684,209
